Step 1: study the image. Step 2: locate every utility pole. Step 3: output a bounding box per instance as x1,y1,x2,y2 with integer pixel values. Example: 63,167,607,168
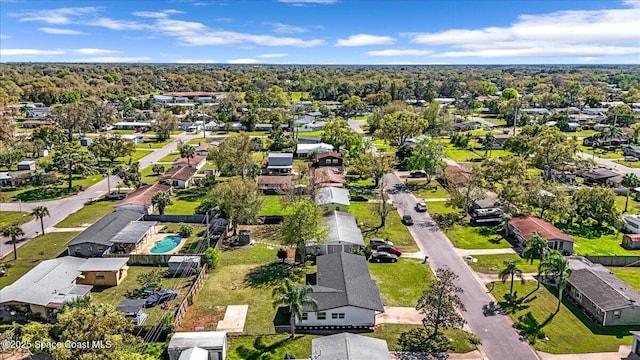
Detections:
512,104,519,136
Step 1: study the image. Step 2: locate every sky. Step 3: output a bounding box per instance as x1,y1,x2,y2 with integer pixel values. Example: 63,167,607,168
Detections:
0,0,639,64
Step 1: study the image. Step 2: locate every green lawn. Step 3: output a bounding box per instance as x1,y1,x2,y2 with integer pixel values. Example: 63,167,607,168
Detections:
259,195,292,216
367,324,478,353
468,254,540,274
445,224,511,249
407,180,450,200
140,165,162,184
116,149,154,164
2,174,105,202
346,176,376,189
490,281,634,353
164,199,201,215
297,130,324,137
614,160,640,168
55,200,117,228
573,232,636,256
426,201,460,215
371,139,396,153
349,203,418,252
0,232,79,288
0,211,30,228
608,267,640,291
369,258,433,307
572,129,597,139
577,145,623,159
443,147,481,162
615,195,640,214
158,151,180,163
136,139,171,149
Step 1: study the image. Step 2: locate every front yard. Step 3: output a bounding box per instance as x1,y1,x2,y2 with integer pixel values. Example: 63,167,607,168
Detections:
468,254,540,274
349,203,419,252
55,200,117,228
0,211,30,228
368,258,433,307
445,224,512,249
406,180,450,200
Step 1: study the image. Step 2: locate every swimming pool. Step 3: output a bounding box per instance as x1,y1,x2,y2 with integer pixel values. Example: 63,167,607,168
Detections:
150,235,182,254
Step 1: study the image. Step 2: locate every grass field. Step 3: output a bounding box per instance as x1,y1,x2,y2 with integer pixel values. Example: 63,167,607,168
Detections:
0,211,30,228
2,173,106,202
468,254,540,274
55,200,117,228
445,224,512,249
258,195,292,216
297,130,324,137
608,267,640,291
491,281,635,353
573,232,636,256
0,232,79,288
615,195,640,214
349,203,418,252
369,258,433,307
426,201,460,215
406,180,450,200
158,151,180,163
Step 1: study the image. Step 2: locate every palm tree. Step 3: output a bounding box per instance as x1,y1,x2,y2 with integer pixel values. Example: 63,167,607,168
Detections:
179,144,196,167
2,224,25,260
152,164,165,176
621,173,640,213
499,260,524,297
31,206,50,235
151,191,172,215
605,124,623,140
540,251,572,314
522,233,549,294
272,278,318,337
482,133,495,158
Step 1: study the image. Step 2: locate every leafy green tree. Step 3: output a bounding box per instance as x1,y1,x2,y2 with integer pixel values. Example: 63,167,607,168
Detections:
407,137,445,184
499,260,524,297
52,142,97,189
153,112,178,141
502,87,519,100
581,85,605,108
89,135,136,192
341,95,367,117
209,132,256,178
540,250,572,314
137,268,164,290
49,102,91,141
350,152,395,188
179,144,196,167
31,205,50,235
481,133,496,158
572,186,620,227
321,117,362,151
178,224,194,237
0,148,24,171
607,103,636,127
151,191,172,215
272,278,318,337
375,110,428,146
621,87,640,104
202,247,221,269
279,199,327,262
31,125,63,150
480,80,498,96
152,164,165,176
622,173,640,213
2,224,24,260
115,161,141,189
210,177,263,235
522,233,549,296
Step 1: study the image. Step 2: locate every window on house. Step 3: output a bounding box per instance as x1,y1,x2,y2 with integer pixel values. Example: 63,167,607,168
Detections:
316,312,326,320
332,159,339,164
301,312,308,320
96,273,105,280
614,311,621,319
331,313,345,319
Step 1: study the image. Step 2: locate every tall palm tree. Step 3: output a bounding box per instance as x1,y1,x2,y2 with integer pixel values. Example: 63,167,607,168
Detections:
540,251,572,314
31,205,50,235
151,191,172,215
499,260,524,297
604,124,623,140
522,233,549,294
179,144,196,167
272,278,318,337
621,173,640,213
2,225,25,260
482,133,495,158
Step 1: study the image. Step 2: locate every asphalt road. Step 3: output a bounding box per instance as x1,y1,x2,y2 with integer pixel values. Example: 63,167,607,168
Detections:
0,132,201,258
383,173,539,360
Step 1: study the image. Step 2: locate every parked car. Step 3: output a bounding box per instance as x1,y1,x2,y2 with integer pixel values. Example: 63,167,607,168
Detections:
370,252,398,263
415,202,427,212
409,171,426,178
376,244,402,256
463,255,478,263
369,238,394,249
105,191,126,200
625,156,639,162
402,215,414,226
145,289,177,307
350,195,369,202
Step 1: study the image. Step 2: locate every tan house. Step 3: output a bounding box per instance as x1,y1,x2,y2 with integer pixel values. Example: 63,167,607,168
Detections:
76,258,129,287
507,215,574,255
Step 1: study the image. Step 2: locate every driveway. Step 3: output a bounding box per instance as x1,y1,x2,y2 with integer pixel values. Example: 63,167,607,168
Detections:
348,118,366,134
0,132,201,258
383,173,539,360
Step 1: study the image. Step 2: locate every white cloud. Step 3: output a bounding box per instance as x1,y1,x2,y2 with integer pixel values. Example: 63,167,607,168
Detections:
132,9,184,18
432,43,640,58
580,57,602,62
11,7,99,25
73,56,151,62
266,22,307,34
367,49,431,56
623,0,640,8
175,59,219,63
336,34,395,47
72,48,121,55
1,48,65,56
258,53,288,58
228,58,260,64
91,18,149,31
38,27,86,35
276,0,337,3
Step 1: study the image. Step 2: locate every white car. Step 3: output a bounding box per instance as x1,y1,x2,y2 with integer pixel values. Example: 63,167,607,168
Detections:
463,255,478,263
415,202,427,212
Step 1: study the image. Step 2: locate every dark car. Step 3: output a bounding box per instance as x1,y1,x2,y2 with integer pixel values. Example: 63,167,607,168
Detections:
402,214,414,226
370,252,398,263
376,244,402,256
350,195,369,202
369,238,394,249
409,171,427,178
145,289,177,307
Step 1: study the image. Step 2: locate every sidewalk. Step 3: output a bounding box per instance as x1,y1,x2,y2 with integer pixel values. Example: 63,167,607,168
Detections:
538,346,633,360
455,248,516,256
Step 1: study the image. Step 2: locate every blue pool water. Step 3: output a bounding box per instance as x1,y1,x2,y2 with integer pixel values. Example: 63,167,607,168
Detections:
150,235,182,254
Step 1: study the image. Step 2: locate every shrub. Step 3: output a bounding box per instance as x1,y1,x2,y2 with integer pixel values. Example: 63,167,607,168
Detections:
202,247,221,269
178,224,194,237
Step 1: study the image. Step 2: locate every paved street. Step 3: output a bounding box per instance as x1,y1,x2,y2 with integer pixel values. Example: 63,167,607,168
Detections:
0,132,201,258
384,173,539,360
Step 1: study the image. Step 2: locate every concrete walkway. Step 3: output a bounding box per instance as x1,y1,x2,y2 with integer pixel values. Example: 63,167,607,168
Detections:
476,272,538,283
455,248,517,256
45,226,88,233
376,306,422,325
216,304,248,333
538,346,633,360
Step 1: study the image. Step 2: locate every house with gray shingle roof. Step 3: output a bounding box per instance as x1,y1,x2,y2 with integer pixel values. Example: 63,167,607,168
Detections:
295,252,384,331
567,256,640,326
312,333,390,360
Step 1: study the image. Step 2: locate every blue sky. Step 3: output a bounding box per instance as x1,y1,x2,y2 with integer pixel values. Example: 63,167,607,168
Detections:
0,0,639,64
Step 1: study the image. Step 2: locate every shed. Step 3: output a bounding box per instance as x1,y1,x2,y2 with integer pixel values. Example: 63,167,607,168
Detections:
622,234,640,250
168,256,201,276
16,160,36,172
167,331,227,360
116,299,148,326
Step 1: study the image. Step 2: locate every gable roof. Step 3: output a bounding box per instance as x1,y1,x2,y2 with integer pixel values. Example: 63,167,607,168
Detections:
0,256,92,307
315,151,342,160
116,183,172,208
324,210,363,247
267,153,294,167
316,187,350,207
296,143,334,154
173,155,206,166
312,333,390,360
509,215,574,242
312,167,346,187
568,257,640,311
66,210,143,246
258,175,293,187
161,166,198,182
116,299,146,314
583,168,620,180
309,252,384,312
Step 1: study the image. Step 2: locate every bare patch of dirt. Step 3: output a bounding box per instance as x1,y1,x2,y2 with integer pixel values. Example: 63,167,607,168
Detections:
177,305,226,332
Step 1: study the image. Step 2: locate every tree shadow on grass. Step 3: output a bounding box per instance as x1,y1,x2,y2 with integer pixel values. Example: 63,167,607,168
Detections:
233,335,304,360
246,262,306,288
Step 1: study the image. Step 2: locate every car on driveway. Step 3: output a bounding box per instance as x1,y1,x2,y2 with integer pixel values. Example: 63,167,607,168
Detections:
376,244,402,256
414,202,427,212
402,214,414,226
463,255,478,263
369,252,398,263
369,238,394,249
350,194,369,202
409,171,427,178
145,289,177,307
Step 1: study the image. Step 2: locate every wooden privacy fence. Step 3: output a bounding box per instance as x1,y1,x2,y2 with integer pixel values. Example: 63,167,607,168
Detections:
174,263,209,329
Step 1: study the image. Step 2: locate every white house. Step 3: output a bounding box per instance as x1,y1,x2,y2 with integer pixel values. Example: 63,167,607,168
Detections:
122,134,145,144
114,121,152,130
507,215,574,255
624,215,640,234
295,252,384,331
317,211,364,255
167,331,227,360
295,143,334,158
300,121,326,132
315,187,350,212
160,166,198,189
